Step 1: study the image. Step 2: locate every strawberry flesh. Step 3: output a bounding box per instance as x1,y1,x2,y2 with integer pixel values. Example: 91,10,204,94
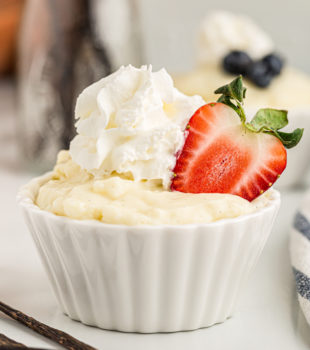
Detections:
171,103,287,201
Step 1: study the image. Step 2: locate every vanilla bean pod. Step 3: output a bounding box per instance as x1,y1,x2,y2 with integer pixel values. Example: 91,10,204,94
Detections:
0,347,50,350
0,302,97,350
0,333,50,349
0,334,26,348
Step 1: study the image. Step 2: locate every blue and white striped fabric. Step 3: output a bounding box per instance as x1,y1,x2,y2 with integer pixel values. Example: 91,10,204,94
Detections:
291,190,310,325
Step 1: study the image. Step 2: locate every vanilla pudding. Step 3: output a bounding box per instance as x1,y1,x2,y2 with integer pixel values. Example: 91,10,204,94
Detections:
36,150,270,225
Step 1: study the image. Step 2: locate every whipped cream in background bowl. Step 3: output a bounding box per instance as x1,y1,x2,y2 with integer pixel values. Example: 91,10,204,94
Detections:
18,65,281,332
197,11,274,67
174,11,310,188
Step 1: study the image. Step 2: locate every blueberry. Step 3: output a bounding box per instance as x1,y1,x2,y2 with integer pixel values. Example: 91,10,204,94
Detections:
248,61,273,88
262,53,284,76
223,50,253,75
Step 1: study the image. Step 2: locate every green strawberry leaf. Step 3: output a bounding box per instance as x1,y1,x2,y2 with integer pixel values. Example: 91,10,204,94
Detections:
217,95,239,114
273,129,304,149
248,108,288,132
214,75,246,103
245,108,303,148
214,76,303,149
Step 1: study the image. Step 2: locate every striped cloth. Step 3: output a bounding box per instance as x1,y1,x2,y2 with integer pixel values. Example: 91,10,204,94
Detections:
291,190,310,325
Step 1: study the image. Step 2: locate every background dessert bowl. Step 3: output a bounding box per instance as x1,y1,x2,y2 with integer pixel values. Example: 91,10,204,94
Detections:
18,172,281,333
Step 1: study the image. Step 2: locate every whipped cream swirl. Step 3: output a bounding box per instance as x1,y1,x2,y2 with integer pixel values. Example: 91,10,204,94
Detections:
197,11,274,66
70,65,205,188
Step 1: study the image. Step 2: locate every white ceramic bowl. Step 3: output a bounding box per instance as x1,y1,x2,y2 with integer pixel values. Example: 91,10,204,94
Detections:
18,173,281,333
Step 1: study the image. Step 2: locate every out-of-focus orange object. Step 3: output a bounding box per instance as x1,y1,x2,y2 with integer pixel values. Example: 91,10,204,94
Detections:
0,0,24,74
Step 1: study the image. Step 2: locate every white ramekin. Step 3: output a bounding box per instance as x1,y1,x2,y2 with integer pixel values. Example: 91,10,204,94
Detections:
18,173,281,333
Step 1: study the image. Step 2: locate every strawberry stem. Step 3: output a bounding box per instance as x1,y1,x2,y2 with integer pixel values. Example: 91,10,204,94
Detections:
236,101,246,124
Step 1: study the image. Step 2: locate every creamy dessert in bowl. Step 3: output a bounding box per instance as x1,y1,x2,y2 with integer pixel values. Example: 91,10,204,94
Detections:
173,11,310,188
18,65,301,332
35,150,272,225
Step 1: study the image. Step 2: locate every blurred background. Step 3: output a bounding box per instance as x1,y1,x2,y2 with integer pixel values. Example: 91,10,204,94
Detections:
0,0,310,176
2,3,310,347
142,0,310,74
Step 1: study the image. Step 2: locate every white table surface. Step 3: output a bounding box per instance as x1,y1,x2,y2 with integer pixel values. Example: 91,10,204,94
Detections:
1,80,310,349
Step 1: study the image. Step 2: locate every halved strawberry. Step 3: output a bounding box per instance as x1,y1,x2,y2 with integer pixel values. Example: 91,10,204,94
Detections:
171,102,287,201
